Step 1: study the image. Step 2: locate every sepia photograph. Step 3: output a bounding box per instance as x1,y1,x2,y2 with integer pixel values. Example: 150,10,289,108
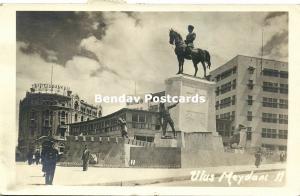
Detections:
0,5,296,194
14,11,289,188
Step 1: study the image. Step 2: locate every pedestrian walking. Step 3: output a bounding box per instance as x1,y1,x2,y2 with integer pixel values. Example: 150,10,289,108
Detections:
81,145,90,171
254,148,263,168
41,139,59,185
35,150,41,165
118,117,129,138
280,151,286,163
27,150,33,165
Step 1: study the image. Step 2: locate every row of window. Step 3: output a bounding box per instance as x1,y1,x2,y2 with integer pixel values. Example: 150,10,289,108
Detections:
215,79,236,96
262,113,288,124
216,96,288,108
216,111,235,121
262,144,287,151
71,113,158,135
263,97,288,109
215,66,237,81
262,128,288,139
263,82,288,94
216,95,236,110
263,69,288,78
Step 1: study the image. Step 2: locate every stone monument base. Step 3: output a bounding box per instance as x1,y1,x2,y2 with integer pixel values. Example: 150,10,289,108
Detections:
154,131,223,152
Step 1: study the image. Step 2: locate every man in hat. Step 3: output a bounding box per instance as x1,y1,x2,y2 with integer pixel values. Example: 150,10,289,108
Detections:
81,145,90,171
184,25,196,59
41,138,59,185
159,101,179,138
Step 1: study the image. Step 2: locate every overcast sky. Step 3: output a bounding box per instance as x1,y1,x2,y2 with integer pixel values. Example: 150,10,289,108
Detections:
16,11,288,115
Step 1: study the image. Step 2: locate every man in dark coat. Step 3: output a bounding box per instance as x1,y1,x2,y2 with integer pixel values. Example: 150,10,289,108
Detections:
254,148,263,168
81,145,90,171
184,25,196,58
41,139,59,185
27,150,33,165
159,102,179,138
35,150,41,165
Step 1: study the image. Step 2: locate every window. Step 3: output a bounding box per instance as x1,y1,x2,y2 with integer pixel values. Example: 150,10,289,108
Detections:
132,113,147,129
216,115,219,119
232,79,236,90
231,111,235,121
280,84,288,94
262,144,275,151
263,68,279,77
279,99,288,109
262,128,277,138
220,69,233,80
74,101,79,110
215,87,220,96
220,112,230,120
280,71,288,78
30,111,35,126
279,114,288,124
278,130,288,139
247,111,252,121
215,101,219,110
232,66,237,74
220,82,232,94
246,127,252,140
81,116,84,122
279,146,287,151
263,82,278,92
262,97,278,108
220,97,231,109
247,95,253,105
247,80,254,90
232,95,236,105
262,113,277,123
75,114,78,122
248,66,255,74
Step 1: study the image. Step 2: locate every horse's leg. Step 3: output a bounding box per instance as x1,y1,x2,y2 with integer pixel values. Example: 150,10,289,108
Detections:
201,61,207,78
176,55,181,74
180,58,185,74
193,61,198,77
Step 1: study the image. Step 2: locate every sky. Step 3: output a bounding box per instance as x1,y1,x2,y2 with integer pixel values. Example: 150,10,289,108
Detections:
16,11,288,115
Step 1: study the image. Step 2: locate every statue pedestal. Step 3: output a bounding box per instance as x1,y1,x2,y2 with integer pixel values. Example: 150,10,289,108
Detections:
154,74,223,151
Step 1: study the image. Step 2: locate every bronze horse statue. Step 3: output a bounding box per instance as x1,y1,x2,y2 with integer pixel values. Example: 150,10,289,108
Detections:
169,29,211,79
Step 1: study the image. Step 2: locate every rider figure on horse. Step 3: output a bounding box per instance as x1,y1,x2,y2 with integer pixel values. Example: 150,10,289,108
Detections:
185,25,196,59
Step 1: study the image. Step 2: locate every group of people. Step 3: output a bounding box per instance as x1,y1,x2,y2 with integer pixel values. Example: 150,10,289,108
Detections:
26,150,41,165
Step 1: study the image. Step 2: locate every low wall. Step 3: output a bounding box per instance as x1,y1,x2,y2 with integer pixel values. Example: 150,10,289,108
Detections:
181,149,255,168
129,147,181,168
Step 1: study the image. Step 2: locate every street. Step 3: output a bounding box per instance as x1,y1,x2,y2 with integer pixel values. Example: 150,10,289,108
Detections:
15,162,285,187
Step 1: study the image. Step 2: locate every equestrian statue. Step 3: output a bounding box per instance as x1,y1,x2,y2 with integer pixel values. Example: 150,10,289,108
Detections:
169,25,211,79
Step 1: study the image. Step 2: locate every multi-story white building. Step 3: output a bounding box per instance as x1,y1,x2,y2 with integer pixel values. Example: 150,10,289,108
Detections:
210,55,288,151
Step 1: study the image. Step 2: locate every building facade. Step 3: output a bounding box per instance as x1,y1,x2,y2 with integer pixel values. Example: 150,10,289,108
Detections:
210,55,288,151
69,108,161,142
125,91,165,112
18,83,102,156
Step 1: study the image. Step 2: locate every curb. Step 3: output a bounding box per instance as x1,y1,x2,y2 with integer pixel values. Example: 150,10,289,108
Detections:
77,167,286,186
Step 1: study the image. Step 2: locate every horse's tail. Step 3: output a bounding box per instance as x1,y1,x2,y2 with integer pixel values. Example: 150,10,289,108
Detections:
205,50,211,69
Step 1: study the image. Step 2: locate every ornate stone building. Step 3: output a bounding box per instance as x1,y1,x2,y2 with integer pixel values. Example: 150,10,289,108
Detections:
17,83,102,157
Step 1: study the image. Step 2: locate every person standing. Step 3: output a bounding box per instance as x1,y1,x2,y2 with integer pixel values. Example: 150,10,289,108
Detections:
254,148,263,168
35,150,41,165
41,139,59,185
159,102,179,138
81,145,90,171
118,117,129,138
